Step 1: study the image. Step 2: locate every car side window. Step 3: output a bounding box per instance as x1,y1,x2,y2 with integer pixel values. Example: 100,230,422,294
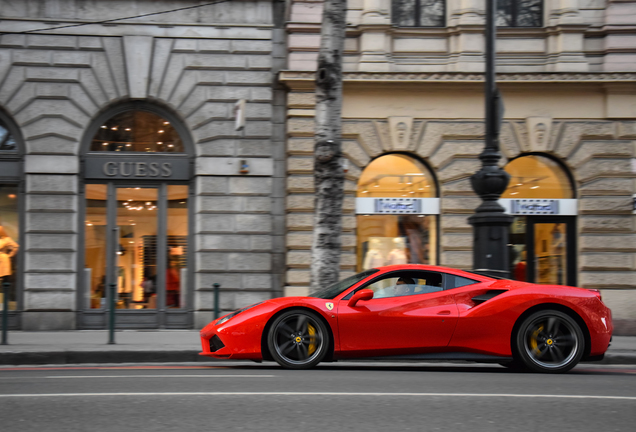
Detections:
449,275,479,289
363,272,444,299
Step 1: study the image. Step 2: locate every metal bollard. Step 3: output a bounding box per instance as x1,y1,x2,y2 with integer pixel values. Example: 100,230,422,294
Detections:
1,281,9,345
108,282,116,344
213,283,220,320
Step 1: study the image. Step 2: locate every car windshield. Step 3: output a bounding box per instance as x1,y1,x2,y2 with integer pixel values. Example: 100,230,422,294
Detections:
308,269,379,299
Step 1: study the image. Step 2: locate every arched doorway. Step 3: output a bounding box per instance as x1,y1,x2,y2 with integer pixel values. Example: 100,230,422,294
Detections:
355,153,439,271
0,109,23,329
79,103,194,329
501,154,577,286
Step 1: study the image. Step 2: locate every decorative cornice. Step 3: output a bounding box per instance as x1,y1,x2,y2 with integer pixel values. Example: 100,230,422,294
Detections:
279,71,636,87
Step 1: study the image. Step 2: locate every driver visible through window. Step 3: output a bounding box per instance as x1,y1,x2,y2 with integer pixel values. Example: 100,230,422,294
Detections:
370,273,443,299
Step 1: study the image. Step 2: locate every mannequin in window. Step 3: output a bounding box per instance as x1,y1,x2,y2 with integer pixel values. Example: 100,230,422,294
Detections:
140,272,155,303
363,238,384,270
0,225,18,280
386,237,407,265
166,256,180,308
400,215,427,264
514,250,527,282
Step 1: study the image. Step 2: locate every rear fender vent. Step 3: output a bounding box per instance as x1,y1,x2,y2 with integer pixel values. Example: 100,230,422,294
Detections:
471,290,507,305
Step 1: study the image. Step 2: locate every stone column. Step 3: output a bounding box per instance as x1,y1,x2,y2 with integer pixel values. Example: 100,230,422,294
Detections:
546,0,589,72
603,0,636,72
23,167,79,330
447,0,486,72
359,0,391,71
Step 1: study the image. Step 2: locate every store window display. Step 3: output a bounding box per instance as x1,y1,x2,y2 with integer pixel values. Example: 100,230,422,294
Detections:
357,154,438,271
84,185,189,310
0,186,19,311
0,226,18,279
387,238,407,265
363,238,385,269
0,114,21,314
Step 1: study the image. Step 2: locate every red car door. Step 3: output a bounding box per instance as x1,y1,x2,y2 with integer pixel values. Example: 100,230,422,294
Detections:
336,289,459,358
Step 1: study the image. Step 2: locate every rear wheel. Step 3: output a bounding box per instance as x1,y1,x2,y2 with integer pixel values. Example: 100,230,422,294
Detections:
515,310,584,373
267,310,329,369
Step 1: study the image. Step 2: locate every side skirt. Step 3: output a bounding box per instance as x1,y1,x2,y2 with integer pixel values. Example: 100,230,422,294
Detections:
364,353,513,363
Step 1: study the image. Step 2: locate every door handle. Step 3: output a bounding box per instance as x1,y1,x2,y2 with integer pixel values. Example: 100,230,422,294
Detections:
437,310,451,315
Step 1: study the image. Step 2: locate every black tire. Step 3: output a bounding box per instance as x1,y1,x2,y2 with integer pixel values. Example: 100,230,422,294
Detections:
267,309,330,370
515,310,584,373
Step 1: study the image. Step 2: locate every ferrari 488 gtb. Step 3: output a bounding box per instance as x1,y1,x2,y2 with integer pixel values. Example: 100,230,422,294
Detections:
200,265,613,373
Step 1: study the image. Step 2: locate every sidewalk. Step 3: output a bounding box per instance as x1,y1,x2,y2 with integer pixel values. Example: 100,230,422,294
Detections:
0,330,204,365
1,330,635,366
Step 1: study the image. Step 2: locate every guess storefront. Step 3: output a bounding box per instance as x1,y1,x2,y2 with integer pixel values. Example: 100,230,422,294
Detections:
79,104,194,329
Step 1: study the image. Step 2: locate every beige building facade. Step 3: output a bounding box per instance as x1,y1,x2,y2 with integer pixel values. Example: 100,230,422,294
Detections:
280,0,636,334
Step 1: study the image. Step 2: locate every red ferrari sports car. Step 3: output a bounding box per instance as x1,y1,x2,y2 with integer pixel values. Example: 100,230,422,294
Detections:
199,265,613,373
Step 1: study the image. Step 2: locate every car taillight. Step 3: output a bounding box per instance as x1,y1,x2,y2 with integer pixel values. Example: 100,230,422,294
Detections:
588,289,602,301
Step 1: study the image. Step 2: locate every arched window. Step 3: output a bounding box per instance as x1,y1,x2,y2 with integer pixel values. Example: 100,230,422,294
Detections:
357,154,437,198
356,154,439,271
503,154,573,199
90,110,184,153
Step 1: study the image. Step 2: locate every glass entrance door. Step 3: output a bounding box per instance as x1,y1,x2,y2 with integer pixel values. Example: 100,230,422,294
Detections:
532,221,567,285
509,216,576,286
116,187,159,311
83,183,190,328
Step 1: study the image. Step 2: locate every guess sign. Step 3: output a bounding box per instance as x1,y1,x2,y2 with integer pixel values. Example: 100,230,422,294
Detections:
102,161,172,177
84,156,190,180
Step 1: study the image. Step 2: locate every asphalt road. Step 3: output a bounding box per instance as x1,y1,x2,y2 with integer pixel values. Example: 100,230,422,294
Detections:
0,361,635,432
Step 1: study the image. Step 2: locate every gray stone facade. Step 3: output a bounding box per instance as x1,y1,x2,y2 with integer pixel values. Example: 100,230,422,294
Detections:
0,0,285,330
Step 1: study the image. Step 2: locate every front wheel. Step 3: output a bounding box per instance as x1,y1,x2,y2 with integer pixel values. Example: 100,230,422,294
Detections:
267,310,330,369
515,310,584,373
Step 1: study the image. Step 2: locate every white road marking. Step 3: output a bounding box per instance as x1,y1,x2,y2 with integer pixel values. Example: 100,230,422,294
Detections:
0,392,634,400
0,374,276,379
44,375,276,379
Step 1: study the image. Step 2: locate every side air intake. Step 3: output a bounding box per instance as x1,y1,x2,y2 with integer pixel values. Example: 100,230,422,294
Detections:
471,290,507,305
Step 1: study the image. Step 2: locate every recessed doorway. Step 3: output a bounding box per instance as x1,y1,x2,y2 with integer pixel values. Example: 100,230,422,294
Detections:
82,183,190,328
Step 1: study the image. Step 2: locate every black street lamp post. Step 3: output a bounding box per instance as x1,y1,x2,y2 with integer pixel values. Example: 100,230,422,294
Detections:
468,0,513,278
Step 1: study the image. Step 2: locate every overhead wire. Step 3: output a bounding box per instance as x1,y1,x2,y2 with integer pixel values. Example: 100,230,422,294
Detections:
1,0,233,35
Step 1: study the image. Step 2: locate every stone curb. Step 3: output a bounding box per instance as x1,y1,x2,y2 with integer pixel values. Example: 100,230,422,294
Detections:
0,351,635,367
0,351,206,366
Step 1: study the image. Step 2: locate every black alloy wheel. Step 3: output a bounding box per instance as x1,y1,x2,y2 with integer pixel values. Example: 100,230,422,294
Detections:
267,310,329,369
515,309,584,373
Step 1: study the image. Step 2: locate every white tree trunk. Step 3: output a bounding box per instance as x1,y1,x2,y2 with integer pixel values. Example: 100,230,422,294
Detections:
310,0,348,291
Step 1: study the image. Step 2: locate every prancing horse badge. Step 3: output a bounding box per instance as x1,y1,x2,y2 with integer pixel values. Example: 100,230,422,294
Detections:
325,302,334,311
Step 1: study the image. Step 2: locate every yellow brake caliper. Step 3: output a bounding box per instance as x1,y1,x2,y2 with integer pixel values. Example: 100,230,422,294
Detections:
530,325,544,356
307,324,316,355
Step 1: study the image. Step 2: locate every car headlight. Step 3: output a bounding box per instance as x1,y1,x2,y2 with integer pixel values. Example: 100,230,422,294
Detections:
216,302,264,326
